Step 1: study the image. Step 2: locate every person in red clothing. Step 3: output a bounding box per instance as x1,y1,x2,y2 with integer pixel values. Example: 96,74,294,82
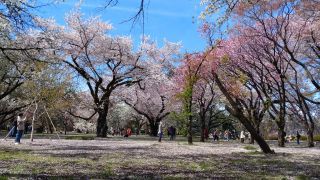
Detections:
126,128,132,137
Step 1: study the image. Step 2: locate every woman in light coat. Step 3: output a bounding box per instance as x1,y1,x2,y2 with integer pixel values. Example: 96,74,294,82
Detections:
15,113,26,144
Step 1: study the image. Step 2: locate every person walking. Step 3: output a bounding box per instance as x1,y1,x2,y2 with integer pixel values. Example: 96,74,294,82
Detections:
224,130,230,141
240,131,245,143
158,122,163,142
169,126,174,141
213,129,219,141
296,131,301,145
10,120,17,137
126,128,132,137
15,113,27,145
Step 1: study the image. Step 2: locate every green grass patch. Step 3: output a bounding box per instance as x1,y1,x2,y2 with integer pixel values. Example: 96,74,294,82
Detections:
243,145,258,151
102,164,115,177
246,150,262,155
0,176,8,180
295,175,310,180
199,161,212,171
0,150,31,160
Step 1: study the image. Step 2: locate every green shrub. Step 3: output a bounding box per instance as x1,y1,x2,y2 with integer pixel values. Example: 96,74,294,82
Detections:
313,134,320,141
300,135,320,141
300,136,307,141
295,175,310,180
265,135,278,140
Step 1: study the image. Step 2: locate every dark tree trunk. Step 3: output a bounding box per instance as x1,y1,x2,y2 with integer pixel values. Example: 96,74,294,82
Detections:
242,117,274,153
96,108,108,137
200,114,205,142
187,96,193,145
277,129,285,147
48,123,53,134
277,80,286,147
276,119,285,147
250,133,254,144
227,104,272,153
307,127,315,147
250,123,260,144
149,120,158,137
214,73,274,153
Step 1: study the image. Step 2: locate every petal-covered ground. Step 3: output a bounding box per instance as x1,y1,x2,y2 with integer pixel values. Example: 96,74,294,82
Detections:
0,136,319,179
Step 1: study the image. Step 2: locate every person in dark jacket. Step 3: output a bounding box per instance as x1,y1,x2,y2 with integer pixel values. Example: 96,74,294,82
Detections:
296,131,301,145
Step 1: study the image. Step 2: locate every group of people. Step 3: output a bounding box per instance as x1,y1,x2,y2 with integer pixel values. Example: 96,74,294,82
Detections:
240,131,252,143
157,122,177,142
108,127,133,137
285,131,301,144
122,128,132,137
212,129,236,141
239,130,302,145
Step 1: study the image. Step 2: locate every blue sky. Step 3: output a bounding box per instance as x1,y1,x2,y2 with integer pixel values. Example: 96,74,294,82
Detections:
38,0,206,52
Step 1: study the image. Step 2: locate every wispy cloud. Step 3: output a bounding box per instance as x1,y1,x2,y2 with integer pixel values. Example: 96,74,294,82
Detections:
105,6,193,18
55,0,195,18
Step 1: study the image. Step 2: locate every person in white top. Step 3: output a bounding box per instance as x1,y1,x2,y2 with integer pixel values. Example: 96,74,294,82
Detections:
158,121,163,142
240,131,245,143
15,113,27,144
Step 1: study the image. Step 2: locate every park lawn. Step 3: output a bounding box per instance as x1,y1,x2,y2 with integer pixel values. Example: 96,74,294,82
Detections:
0,137,319,179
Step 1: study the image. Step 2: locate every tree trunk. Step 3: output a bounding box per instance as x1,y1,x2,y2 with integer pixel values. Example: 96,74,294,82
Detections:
96,109,108,137
214,73,273,153
187,96,193,145
302,109,315,147
149,120,158,137
200,114,205,142
250,133,254,144
227,106,274,154
250,123,260,144
48,123,53,134
30,103,38,142
277,80,286,147
276,116,285,147
243,120,274,153
277,129,285,147
307,128,314,147
187,112,193,144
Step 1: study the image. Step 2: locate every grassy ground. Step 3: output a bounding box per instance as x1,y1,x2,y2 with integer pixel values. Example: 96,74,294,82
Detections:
0,135,319,179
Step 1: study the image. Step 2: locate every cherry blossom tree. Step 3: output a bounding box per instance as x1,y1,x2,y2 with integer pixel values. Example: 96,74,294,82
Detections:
173,50,216,144
194,24,275,152
121,38,180,136
193,79,217,142
36,11,146,137
201,0,319,148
